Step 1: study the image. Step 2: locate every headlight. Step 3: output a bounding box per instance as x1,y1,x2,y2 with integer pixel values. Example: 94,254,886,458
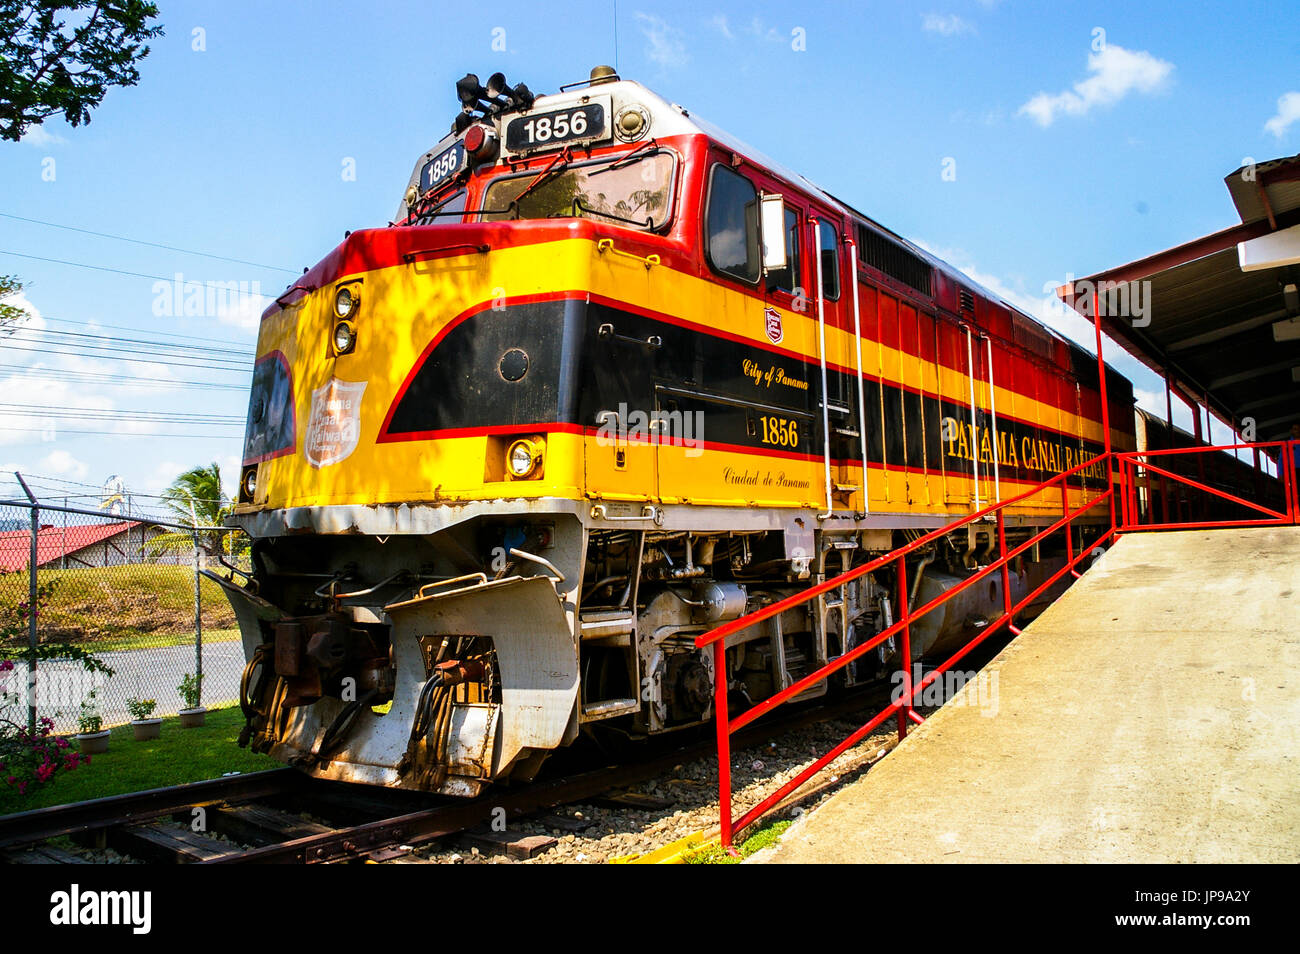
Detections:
614,104,650,142
333,320,356,354
507,438,541,477
241,466,258,501
334,285,357,319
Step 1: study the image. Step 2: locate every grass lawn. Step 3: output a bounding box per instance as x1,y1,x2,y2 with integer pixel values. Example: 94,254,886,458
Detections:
90,626,242,654
0,705,276,816
1,563,238,653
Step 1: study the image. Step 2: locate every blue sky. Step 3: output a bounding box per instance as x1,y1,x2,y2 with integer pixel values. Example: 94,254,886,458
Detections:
1,0,1296,507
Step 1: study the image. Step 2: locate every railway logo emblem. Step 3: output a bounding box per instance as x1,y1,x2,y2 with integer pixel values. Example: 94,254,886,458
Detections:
764,307,783,345
305,378,367,468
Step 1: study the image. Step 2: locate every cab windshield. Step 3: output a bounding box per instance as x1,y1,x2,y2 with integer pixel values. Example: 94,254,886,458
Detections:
480,151,675,230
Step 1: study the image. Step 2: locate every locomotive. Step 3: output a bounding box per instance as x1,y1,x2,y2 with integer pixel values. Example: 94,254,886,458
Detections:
211,67,1135,795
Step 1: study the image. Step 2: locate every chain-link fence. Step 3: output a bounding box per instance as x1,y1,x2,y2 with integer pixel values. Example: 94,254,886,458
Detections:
0,484,250,735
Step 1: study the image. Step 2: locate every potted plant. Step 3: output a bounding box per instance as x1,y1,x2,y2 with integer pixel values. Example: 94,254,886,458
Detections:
177,672,205,727
126,696,161,740
75,692,110,755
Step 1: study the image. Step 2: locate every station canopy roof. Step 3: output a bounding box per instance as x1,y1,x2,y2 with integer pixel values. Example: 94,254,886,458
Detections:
1059,153,1300,441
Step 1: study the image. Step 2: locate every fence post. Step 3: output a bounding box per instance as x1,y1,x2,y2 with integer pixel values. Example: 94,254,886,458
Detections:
16,474,38,734
193,531,203,708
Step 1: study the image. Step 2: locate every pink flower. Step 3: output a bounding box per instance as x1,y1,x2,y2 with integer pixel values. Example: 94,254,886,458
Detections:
0,659,13,672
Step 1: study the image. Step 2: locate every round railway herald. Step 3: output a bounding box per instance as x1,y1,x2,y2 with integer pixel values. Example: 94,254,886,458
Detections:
209,66,1256,797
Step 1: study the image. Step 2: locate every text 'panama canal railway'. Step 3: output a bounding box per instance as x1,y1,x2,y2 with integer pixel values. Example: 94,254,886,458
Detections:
209,66,1139,796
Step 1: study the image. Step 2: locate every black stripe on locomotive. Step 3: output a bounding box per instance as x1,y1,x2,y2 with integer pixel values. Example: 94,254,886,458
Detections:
378,297,1111,487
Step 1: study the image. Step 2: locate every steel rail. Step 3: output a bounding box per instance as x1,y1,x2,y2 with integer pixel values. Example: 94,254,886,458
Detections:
0,768,298,850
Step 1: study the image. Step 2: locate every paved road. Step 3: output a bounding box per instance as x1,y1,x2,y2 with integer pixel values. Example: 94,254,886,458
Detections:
3,640,245,732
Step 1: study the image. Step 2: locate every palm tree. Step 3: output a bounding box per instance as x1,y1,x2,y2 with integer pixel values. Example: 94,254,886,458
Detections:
151,463,233,557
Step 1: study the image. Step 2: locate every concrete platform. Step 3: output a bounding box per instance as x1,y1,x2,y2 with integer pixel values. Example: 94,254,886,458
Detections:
759,527,1300,863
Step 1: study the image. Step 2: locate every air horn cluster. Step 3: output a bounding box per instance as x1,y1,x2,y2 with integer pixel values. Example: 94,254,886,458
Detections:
452,72,535,133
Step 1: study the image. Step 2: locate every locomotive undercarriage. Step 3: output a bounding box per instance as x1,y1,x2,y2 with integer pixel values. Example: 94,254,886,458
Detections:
214,506,1081,795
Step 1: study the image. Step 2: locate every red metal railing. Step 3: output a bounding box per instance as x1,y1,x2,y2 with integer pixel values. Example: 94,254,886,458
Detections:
696,439,1296,848
694,456,1118,849
1115,440,1297,530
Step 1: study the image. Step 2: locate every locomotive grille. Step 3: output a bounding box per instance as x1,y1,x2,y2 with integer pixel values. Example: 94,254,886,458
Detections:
857,224,934,297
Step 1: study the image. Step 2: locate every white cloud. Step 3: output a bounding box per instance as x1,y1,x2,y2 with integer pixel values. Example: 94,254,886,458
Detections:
744,17,784,43
0,293,188,450
40,449,88,480
142,459,185,497
922,13,974,37
1264,91,1300,138
1019,44,1174,127
710,15,733,40
1,290,47,332
19,125,66,147
635,13,687,69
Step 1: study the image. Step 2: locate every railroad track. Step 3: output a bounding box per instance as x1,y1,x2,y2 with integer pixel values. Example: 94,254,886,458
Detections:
0,681,918,864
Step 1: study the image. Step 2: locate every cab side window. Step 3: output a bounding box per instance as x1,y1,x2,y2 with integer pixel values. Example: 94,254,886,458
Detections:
817,220,841,301
766,208,802,295
705,165,760,283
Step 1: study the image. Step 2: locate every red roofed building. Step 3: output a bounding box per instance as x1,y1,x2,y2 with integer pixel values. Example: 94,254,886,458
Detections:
0,521,184,572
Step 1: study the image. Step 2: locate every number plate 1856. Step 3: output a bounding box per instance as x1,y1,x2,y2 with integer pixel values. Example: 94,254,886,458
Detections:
420,141,466,192
505,99,609,152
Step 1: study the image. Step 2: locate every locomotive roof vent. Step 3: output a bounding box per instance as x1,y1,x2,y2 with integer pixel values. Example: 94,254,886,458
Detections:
959,288,976,313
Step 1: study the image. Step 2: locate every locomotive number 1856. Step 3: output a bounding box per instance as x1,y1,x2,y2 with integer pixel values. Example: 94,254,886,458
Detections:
760,416,799,448
505,102,607,151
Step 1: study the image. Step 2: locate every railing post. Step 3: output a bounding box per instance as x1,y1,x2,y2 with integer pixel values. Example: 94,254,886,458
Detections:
712,639,733,849
997,509,1015,622
896,554,912,741
1253,446,1262,511
1142,458,1154,526
1287,441,1298,524
1123,458,1130,526
1091,294,1115,532
1123,459,1134,529
1061,480,1081,578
